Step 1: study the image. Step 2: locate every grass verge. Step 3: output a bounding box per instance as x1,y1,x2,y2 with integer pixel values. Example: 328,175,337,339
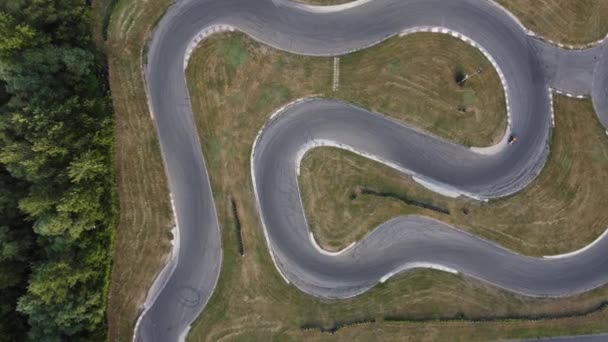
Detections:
496,0,608,45
103,0,174,340
184,32,608,341
336,35,505,146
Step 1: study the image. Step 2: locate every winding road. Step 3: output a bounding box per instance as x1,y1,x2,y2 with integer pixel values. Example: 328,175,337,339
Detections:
134,0,608,340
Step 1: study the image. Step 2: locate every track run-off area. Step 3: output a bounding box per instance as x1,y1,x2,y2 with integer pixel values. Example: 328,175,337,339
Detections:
135,0,608,340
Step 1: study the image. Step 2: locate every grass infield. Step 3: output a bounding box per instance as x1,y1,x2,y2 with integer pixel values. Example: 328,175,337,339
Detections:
101,0,608,340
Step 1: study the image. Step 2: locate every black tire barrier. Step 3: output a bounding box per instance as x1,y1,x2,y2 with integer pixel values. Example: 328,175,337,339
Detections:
359,187,450,215
383,300,608,324
230,198,245,256
299,300,608,335
300,318,376,334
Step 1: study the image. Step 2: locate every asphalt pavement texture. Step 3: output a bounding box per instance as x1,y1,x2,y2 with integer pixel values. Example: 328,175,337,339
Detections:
135,0,608,340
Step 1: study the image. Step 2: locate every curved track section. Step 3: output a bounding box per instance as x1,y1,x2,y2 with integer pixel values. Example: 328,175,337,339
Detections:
136,0,608,340
252,98,608,299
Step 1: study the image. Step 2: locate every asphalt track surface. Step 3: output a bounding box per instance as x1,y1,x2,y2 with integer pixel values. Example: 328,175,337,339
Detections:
522,334,608,342
135,0,608,340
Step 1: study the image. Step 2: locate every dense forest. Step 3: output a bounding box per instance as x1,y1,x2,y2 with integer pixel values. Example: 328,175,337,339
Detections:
0,0,116,340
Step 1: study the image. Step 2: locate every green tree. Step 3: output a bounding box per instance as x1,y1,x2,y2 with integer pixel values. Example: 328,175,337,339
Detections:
0,13,36,59
20,0,92,46
17,259,105,341
0,1,115,339
0,169,32,340
1,46,97,104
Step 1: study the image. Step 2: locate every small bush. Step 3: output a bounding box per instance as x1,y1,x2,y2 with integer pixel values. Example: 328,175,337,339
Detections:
454,67,466,86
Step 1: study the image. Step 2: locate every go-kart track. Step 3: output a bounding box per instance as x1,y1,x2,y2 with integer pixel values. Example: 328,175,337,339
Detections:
135,0,608,340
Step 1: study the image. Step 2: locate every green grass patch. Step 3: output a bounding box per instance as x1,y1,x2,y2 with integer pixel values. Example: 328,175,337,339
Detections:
220,37,248,67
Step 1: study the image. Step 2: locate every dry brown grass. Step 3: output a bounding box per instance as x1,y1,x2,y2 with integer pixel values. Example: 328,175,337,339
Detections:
301,96,608,256
337,35,505,146
297,309,608,341
497,0,608,45
184,33,608,341
100,0,608,340
102,0,174,340
90,0,109,49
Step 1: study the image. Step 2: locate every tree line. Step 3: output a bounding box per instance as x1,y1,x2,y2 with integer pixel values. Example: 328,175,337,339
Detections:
0,0,116,340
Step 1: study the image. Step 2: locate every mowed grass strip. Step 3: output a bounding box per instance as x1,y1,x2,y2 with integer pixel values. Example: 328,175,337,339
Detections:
103,0,174,340
298,308,608,341
185,33,608,341
301,96,608,256
336,35,505,147
496,0,608,45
